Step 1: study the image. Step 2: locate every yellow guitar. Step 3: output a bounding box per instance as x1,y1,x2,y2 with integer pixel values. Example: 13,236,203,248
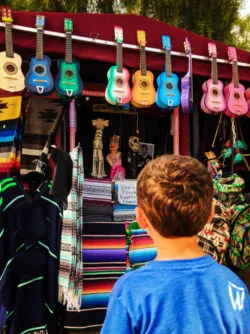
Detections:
0,7,25,93
131,30,155,108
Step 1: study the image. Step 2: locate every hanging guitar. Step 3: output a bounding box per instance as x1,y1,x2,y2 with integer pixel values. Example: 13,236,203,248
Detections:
0,6,25,93
201,43,226,115
224,46,248,118
105,26,131,106
25,15,54,95
244,87,250,118
55,18,83,98
131,30,155,108
156,35,180,110
181,38,193,113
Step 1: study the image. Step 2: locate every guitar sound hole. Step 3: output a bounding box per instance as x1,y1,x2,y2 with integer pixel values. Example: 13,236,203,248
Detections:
166,82,173,90
4,62,17,75
212,88,219,97
234,93,240,100
65,70,73,77
34,65,45,75
115,77,124,87
140,80,149,89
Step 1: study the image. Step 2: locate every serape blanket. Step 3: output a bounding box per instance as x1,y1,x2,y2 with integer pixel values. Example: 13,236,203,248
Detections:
58,145,84,310
113,204,136,222
20,97,63,175
83,179,112,202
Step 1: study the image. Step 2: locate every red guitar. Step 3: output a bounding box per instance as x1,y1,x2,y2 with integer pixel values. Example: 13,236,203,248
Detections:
224,46,248,118
201,43,226,115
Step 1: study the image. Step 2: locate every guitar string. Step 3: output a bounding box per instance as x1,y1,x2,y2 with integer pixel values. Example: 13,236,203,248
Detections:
233,61,239,88
66,32,72,63
116,42,123,73
140,46,146,76
36,29,43,60
5,23,14,58
212,57,218,85
166,50,172,78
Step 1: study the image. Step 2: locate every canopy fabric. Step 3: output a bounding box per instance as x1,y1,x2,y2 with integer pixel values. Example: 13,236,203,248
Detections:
0,11,250,81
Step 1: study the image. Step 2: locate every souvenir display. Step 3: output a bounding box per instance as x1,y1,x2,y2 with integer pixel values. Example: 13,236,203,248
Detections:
106,135,126,181
91,118,109,178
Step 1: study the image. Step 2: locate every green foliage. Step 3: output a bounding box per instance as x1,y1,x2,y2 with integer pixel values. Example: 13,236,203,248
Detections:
231,15,250,51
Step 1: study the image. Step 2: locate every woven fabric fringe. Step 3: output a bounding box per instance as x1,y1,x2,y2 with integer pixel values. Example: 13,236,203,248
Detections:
58,145,84,310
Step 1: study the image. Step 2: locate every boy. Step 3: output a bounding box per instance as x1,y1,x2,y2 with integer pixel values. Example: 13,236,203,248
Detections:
101,155,250,334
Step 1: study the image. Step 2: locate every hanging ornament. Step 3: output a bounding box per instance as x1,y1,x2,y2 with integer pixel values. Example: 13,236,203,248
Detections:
221,147,232,159
234,153,243,165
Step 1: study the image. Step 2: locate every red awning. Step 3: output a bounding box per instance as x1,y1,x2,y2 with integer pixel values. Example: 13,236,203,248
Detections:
1,11,250,81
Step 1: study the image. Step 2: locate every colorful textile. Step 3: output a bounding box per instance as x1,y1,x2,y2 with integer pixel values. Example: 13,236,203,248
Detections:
83,179,112,202
58,145,84,310
113,205,136,222
101,256,250,334
20,97,63,175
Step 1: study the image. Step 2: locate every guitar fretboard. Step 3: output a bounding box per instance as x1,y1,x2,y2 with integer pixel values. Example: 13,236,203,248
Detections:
36,29,44,60
140,46,147,76
65,32,72,64
116,42,123,73
189,52,194,102
5,23,14,58
166,50,172,77
212,57,218,84
233,61,239,88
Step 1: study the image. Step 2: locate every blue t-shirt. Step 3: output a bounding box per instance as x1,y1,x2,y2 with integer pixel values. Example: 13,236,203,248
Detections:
101,255,250,334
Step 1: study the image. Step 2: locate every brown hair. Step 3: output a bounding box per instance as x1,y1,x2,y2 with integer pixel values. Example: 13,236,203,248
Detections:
137,155,213,237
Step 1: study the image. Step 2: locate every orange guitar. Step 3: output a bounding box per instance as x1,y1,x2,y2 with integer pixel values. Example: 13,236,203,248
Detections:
131,30,155,108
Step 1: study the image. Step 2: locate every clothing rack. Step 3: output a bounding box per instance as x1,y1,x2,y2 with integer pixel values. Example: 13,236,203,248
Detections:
1,22,250,68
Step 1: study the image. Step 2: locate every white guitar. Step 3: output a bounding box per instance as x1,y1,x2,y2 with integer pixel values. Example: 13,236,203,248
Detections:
0,6,25,92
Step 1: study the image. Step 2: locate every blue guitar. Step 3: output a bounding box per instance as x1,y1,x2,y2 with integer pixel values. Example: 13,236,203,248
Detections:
156,35,181,110
25,16,54,95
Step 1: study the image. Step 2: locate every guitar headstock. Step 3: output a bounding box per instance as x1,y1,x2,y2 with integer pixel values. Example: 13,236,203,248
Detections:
208,43,217,58
36,15,45,30
228,46,237,62
184,38,191,55
114,26,123,43
64,18,73,34
137,30,146,47
162,35,171,51
1,6,13,23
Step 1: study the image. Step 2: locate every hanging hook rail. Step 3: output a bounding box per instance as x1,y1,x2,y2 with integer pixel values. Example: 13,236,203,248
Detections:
1,22,250,68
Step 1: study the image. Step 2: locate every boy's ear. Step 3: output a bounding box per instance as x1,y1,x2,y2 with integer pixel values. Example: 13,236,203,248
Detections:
135,207,149,229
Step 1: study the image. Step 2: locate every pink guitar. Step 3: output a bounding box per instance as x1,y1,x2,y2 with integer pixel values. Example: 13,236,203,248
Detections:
224,46,248,118
201,43,226,115
245,88,250,118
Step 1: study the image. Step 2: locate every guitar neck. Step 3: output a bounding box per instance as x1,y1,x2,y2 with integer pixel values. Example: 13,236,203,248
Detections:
116,42,123,73
5,23,14,58
233,61,239,88
172,107,180,155
189,53,194,102
36,29,44,60
140,46,147,76
212,57,218,84
166,50,172,77
65,32,72,63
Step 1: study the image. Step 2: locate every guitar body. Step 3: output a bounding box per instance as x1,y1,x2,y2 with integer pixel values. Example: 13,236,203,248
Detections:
224,82,248,118
55,58,83,97
181,75,193,113
25,55,54,95
131,70,155,107
245,88,250,118
0,51,25,92
105,65,131,105
156,72,180,110
201,79,226,115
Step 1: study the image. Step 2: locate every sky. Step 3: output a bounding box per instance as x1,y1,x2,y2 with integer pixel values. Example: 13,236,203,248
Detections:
239,1,250,17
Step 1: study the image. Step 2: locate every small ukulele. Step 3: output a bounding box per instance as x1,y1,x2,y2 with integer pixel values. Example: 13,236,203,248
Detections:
245,88,250,117
201,43,226,115
131,30,155,108
105,26,131,106
156,35,180,110
25,15,54,95
181,38,193,114
55,18,83,98
0,7,25,93
224,46,248,118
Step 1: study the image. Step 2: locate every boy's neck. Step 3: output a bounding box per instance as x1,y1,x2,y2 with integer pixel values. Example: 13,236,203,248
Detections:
149,229,205,261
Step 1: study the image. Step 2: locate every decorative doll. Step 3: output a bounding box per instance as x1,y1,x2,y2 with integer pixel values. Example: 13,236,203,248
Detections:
106,135,125,181
127,135,139,179
91,118,109,178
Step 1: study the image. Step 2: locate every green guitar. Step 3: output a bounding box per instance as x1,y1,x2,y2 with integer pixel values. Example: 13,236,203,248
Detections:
55,18,83,98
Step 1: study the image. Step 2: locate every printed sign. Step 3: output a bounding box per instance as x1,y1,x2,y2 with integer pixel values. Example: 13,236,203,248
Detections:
117,180,137,205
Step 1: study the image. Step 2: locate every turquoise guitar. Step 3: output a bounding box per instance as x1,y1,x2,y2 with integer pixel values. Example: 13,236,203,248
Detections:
55,18,83,98
105,26,131,106
156,35,180,110
25,15,54,95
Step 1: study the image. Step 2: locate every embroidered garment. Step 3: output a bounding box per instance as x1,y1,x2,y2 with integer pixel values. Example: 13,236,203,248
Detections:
0,177,62,333
58,146,84,310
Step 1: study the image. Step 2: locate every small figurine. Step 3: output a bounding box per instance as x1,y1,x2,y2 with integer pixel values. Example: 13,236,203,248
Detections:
91,118,109,178
106,135,125,181
127,135,139,179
